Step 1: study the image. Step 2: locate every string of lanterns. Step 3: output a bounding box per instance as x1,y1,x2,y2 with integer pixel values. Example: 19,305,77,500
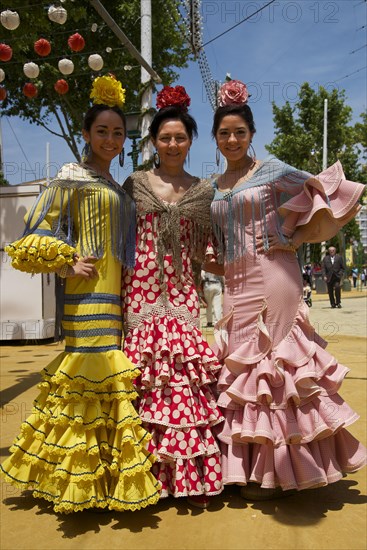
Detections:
0,6,107,102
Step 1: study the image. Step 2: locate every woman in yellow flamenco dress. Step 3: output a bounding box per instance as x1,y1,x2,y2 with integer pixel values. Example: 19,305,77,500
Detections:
0,76,161,513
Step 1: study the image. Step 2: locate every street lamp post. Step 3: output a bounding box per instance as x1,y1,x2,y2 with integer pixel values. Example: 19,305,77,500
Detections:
125,111,141,171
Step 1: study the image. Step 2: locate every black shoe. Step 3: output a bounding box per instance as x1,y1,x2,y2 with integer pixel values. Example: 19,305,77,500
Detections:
337,304,342,308
206,322,213,328
331,305,336,308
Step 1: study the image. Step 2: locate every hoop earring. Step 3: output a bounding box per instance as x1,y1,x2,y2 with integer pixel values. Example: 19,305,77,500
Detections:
81,142,90,163
249,143,256,162
153,151,160,168
216,147,220,168
119,148,125,167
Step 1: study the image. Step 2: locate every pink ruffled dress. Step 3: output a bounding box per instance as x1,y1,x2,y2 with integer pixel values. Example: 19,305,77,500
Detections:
211,157,366,490
122,172,224,498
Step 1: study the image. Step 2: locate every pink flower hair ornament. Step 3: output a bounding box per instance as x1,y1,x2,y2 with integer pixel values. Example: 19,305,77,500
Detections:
218,79,250,107
156,85,191,112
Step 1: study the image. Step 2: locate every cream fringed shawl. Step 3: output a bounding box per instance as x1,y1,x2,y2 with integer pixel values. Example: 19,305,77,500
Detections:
123,171,214,281
21,162,136,268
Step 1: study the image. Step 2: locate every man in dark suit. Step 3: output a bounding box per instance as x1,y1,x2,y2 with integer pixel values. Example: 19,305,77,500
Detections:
322,247,344,308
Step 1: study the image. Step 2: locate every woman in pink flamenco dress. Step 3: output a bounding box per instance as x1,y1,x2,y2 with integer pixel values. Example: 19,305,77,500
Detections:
122,86,224,509
209,80,366,500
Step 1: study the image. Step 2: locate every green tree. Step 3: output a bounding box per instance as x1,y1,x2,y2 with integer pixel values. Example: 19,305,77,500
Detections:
0,172,9,186
266,83,363,177
0,0,191,159
353,111,367,185
266,83,366,261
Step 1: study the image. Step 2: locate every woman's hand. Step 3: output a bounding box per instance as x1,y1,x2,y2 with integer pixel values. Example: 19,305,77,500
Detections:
58,256,99,280
256,234,299,254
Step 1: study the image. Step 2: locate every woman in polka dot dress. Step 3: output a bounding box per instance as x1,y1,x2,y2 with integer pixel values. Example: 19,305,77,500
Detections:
122,87,224,509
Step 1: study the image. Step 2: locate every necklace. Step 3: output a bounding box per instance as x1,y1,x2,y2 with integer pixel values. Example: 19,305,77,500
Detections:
81,162,114,184
226,156,255,174
218,159,259,193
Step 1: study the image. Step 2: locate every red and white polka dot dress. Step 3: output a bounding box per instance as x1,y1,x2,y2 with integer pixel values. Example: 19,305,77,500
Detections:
122,205,224,498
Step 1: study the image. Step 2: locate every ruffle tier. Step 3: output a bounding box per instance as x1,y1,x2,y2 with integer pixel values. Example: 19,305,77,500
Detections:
126,316,221,388
215,300,367,489
5,234,76,273
279,161,365,242
220,429,366,490
0,350,161,513
124,316,224,498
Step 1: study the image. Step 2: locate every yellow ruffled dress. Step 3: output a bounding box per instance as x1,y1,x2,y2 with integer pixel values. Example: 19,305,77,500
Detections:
1,163,161,513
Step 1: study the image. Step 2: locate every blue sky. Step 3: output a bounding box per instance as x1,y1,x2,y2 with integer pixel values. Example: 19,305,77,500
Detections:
1,0,366,185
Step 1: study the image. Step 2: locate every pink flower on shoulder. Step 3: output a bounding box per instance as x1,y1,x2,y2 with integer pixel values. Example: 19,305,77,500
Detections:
218,80,249,107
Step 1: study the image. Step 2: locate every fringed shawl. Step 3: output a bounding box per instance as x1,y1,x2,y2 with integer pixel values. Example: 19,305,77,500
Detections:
211,156,365,265
211,157,312,263
123,171,214,281
24,163,136,268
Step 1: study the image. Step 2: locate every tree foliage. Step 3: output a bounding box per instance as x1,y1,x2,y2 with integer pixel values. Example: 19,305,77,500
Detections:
0,0,192,159
0,171,9,186
266,83,367,259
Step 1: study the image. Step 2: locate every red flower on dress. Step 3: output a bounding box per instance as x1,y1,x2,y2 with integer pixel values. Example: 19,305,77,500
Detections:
156,85,191,111
68,33,85,52
0,43,12,62
218,80,249,107
34,38,51,57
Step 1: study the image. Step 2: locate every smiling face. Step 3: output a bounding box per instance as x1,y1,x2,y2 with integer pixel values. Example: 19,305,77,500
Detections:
215,114,253,163
82,109,125,167
152,119,191,169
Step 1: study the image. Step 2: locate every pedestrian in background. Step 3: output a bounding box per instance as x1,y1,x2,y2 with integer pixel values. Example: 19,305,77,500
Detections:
201,262,223,328
352,267,358,288
322,246,344,308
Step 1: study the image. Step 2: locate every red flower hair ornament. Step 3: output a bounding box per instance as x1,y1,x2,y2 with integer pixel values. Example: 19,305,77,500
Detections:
218,80,249,107
156,85,191,112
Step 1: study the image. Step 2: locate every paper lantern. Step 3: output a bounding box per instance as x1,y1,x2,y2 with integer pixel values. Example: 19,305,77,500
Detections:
58,58,74,75
48,5,67,25
34,38,51,57
23,83,38,98
0,86,6,101
88,54,103,71
54,79,69,95
0,10,20,30
68,33,85,52
23,62,40,79
0,43,12,62
0,68,5,83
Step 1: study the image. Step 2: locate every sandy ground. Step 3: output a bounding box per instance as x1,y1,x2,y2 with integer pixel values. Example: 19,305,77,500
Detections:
0,290,366,550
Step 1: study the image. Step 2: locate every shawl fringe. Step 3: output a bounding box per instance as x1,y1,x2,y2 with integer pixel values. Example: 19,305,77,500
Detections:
124,171,214,282
23,164,136,268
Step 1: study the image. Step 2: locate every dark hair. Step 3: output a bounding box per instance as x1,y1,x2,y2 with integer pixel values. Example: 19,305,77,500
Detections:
83,104,126,133
149,105,198,140
211,104,256,138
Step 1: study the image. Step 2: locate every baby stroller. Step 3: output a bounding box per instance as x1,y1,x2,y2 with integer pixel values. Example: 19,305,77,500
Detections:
303,273,312,307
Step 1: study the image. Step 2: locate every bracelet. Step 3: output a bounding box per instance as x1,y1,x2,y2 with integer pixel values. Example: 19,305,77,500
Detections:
59,263,69,278
287,238,297,252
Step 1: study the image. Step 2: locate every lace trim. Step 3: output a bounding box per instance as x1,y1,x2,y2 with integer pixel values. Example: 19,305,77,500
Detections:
125,293,200,332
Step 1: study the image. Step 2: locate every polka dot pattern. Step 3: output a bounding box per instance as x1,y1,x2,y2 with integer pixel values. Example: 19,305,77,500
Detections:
122,211,224,497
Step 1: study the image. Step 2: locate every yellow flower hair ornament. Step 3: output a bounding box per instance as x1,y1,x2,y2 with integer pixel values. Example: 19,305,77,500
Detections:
90,74,125,108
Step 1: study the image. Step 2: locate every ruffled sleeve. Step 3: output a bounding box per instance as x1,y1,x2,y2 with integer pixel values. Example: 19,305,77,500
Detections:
5,168,77,274
278,161,365,242
6,233,76,274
